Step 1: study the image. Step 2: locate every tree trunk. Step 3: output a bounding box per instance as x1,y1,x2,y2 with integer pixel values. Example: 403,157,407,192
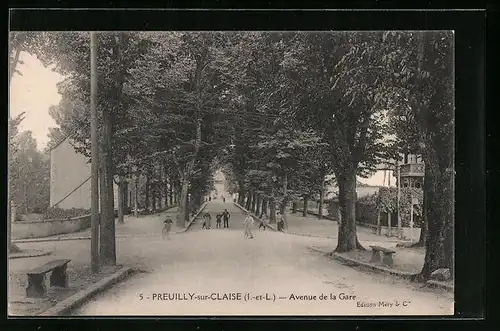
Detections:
262,198,268,217
7,201,13,254
318,173,326,219
245,193,252,210
280,172,288,229
117,176,124,224
414,170,429,247
335,169,363,253
302,195,308,217
99,107,116,266
169,177,174,206
175,117,201,223
152,180,157,212
251,192,257,213
255,195,261,216
176,176,189,228
164,172,169,208
123,181,129,214
173,180,179,205
376,210,381,235
292,201,297,213
134,175,138,218
269,199,276,224
145,173,150,212
238,189,245,205
416,164,454,280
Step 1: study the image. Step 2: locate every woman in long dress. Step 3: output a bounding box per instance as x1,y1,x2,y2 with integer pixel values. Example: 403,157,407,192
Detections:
243,212,254,239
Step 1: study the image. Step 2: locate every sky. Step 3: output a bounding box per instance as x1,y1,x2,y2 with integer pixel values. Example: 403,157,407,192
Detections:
8,52,392,187
9,52,64,150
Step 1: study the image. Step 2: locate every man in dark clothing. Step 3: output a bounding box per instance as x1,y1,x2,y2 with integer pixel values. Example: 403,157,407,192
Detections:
222,209,230,228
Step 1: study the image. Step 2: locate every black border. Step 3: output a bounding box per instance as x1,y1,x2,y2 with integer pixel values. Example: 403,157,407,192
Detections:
6,6,489,330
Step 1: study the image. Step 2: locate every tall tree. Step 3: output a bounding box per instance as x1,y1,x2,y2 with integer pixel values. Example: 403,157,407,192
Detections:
280,32,397,252
383,31,454,280
7,113,26,253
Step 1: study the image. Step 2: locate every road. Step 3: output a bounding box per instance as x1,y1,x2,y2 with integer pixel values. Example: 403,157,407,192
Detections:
62,200,453,316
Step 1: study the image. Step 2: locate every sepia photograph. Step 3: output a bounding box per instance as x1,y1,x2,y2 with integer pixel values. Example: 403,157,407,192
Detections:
8,30,454,316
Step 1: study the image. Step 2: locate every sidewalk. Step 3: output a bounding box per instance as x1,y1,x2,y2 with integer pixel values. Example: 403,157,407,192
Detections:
13,207,182,243
311,242,425,275
284,212,402,244
8,206,203,316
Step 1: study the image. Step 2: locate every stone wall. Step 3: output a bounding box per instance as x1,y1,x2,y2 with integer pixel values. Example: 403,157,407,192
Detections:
11,214,91,239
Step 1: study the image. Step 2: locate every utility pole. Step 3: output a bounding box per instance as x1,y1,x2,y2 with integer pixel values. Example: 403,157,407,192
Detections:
90,31,100,273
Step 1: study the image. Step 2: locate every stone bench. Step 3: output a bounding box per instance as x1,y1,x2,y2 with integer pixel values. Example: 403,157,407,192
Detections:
369,245,396,266
26,259,71,298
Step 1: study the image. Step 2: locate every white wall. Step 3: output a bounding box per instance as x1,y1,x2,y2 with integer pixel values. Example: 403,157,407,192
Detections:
50,138,119,210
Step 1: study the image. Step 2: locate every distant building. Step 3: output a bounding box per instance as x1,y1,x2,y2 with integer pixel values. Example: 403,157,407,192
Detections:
49,136,126,210
212,170,226,199
395,153,425,189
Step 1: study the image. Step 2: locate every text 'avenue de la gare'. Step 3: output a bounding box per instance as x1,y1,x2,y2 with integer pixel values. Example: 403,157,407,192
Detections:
138,292,359,302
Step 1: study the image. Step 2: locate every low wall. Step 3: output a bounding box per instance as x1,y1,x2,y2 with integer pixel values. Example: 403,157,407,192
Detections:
11,214,91,239
296,208,334,220
357,222,421,241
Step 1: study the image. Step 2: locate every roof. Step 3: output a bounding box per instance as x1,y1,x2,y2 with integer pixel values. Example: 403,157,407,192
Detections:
45,129,78,154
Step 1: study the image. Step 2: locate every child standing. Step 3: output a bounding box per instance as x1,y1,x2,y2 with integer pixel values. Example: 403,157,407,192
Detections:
258,212,267,230
202,212,211,229
162,218,173,240
277,211,285,232
215,214,222,228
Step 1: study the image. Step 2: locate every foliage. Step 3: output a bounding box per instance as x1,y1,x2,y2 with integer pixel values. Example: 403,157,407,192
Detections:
376,186,423,226
9,129,50,214
355,194,379,225
15,31,454,267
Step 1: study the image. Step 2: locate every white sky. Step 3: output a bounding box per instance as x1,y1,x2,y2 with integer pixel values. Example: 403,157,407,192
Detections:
9,52,64,150
8,53,390,186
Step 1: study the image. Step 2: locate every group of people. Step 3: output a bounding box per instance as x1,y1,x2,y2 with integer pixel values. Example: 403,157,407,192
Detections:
202,209,231,229
162,207,286,241
243,210,285,239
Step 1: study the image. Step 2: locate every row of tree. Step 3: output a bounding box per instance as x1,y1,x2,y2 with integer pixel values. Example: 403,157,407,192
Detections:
220,31,454,280
9,31,453,280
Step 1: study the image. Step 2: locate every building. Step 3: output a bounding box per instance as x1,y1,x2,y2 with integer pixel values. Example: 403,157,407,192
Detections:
395,153,425,189
212,170,227,199
49,136,126,210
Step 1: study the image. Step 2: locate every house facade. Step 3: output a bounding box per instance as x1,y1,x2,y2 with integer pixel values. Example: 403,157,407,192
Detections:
49,137,123,210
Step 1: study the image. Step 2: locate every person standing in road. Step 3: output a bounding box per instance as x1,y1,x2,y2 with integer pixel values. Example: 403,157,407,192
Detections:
243,212,254,239
162,218,173,240
215,213,222,229
222,209,231,228
277,211,285,232
202,212,212,229
258,212,267,231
